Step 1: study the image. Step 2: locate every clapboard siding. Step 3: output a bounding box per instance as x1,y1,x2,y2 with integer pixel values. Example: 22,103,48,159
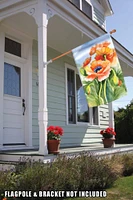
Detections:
93,6,105,29
99,104,109,128
32,40,110,148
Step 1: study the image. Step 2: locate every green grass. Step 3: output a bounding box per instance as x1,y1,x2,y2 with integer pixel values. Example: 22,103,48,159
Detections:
67,176,133,200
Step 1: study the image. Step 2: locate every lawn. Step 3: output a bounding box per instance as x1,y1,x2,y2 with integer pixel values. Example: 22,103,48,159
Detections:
68,176,133,200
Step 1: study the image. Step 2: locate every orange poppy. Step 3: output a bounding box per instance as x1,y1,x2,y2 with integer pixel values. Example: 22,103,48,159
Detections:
90,41,110,56
83,57,91,67
102,41,110,47
86,60,111,82
89,46,96,56
95,43,103,49
95,47,116,63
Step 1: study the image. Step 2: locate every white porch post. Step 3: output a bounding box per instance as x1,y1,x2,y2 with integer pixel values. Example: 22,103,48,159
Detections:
109,102,114,128
109,102,115,147
37,0,48,155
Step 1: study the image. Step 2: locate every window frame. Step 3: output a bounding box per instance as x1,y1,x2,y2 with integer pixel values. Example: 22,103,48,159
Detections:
65,63,100,127
5,35,22,57
69,0,94,20
81,0,93,19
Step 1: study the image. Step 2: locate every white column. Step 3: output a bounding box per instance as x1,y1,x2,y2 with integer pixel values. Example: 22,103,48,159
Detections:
109,102,115,147
109,102,114,128
37,0,48,155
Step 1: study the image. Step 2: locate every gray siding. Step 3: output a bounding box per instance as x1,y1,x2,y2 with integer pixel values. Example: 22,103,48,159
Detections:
32,40,110,148
93,6,105,29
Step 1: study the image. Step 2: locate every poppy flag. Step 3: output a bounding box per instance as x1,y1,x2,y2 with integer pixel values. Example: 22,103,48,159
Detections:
72,33,127,107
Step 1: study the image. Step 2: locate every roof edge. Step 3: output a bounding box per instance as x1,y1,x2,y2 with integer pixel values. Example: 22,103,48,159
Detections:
100,0,114,16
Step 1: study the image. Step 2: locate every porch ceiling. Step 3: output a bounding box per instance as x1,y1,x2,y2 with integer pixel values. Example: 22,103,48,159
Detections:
47,15,91,55
2,12,37,39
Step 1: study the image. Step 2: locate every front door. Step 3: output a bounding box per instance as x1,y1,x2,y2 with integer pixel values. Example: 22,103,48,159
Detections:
3,58,26,145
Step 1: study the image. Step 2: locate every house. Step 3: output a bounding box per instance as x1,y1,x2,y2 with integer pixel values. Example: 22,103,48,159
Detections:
0,0,132,156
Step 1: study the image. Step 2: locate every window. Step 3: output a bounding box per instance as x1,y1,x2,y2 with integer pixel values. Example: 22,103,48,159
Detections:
5,37,21,57
76,75,90,122
82,0,92,19
67,69,76,124
71,0,80,9
69,0,92,19
4,63,21,97
67,67,99,125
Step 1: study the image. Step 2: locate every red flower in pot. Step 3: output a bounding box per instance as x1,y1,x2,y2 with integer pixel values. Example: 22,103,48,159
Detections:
47,126,64,154
100,127,116,148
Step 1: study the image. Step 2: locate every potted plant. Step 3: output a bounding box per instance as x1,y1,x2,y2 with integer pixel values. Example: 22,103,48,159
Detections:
100,127,116,148
47,125,64,154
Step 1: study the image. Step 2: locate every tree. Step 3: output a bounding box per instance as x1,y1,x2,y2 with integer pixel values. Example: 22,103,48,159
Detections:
114,103,133,144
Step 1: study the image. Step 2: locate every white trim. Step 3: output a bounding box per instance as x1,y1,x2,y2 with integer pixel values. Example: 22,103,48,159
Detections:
65,63,100,127
0,29,5,149
4,52,27,64
65,65,69,125
23,41,32,147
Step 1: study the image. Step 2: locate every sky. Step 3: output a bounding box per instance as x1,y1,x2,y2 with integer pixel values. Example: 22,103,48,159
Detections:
106,0,133,110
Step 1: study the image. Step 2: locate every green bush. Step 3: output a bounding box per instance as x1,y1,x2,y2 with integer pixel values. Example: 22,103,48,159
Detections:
74,153,116,190
15,153,116,192
121,154,133,176
103,155,124,178
0,170,17,193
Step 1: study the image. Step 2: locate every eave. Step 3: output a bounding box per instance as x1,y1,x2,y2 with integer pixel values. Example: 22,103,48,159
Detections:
100,0,114,16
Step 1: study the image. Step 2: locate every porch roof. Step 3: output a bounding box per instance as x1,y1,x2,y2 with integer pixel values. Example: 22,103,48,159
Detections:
0,0,132,68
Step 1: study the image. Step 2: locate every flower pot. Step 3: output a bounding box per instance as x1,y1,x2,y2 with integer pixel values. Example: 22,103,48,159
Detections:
102,138,115,148
47,140,60,154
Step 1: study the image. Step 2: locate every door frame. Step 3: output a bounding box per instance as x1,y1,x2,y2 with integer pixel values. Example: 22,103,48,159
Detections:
0,24,32,149
3,57,26,145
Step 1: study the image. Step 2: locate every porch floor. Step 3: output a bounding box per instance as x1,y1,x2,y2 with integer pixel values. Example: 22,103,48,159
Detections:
0,144,133,164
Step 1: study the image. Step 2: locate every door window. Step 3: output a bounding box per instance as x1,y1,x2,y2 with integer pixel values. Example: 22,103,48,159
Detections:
4,62,21,97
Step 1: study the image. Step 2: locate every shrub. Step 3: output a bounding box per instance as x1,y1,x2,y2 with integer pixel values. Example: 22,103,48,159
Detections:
74,153,116,190
121,154,133,176
103,154,124,178
14,153,116,192
1,152,133,198
0,170,17,193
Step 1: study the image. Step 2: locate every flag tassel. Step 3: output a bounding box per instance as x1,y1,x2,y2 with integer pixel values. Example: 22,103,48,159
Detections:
44,29,116,66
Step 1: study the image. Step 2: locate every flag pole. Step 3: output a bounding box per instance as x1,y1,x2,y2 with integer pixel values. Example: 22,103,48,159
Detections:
44,29,116,66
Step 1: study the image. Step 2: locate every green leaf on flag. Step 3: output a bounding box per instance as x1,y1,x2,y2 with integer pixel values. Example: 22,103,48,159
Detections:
106,78,114,102
79,68,88,76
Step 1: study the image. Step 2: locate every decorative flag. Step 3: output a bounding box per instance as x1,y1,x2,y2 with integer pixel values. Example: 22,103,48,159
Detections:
72,34,127,107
